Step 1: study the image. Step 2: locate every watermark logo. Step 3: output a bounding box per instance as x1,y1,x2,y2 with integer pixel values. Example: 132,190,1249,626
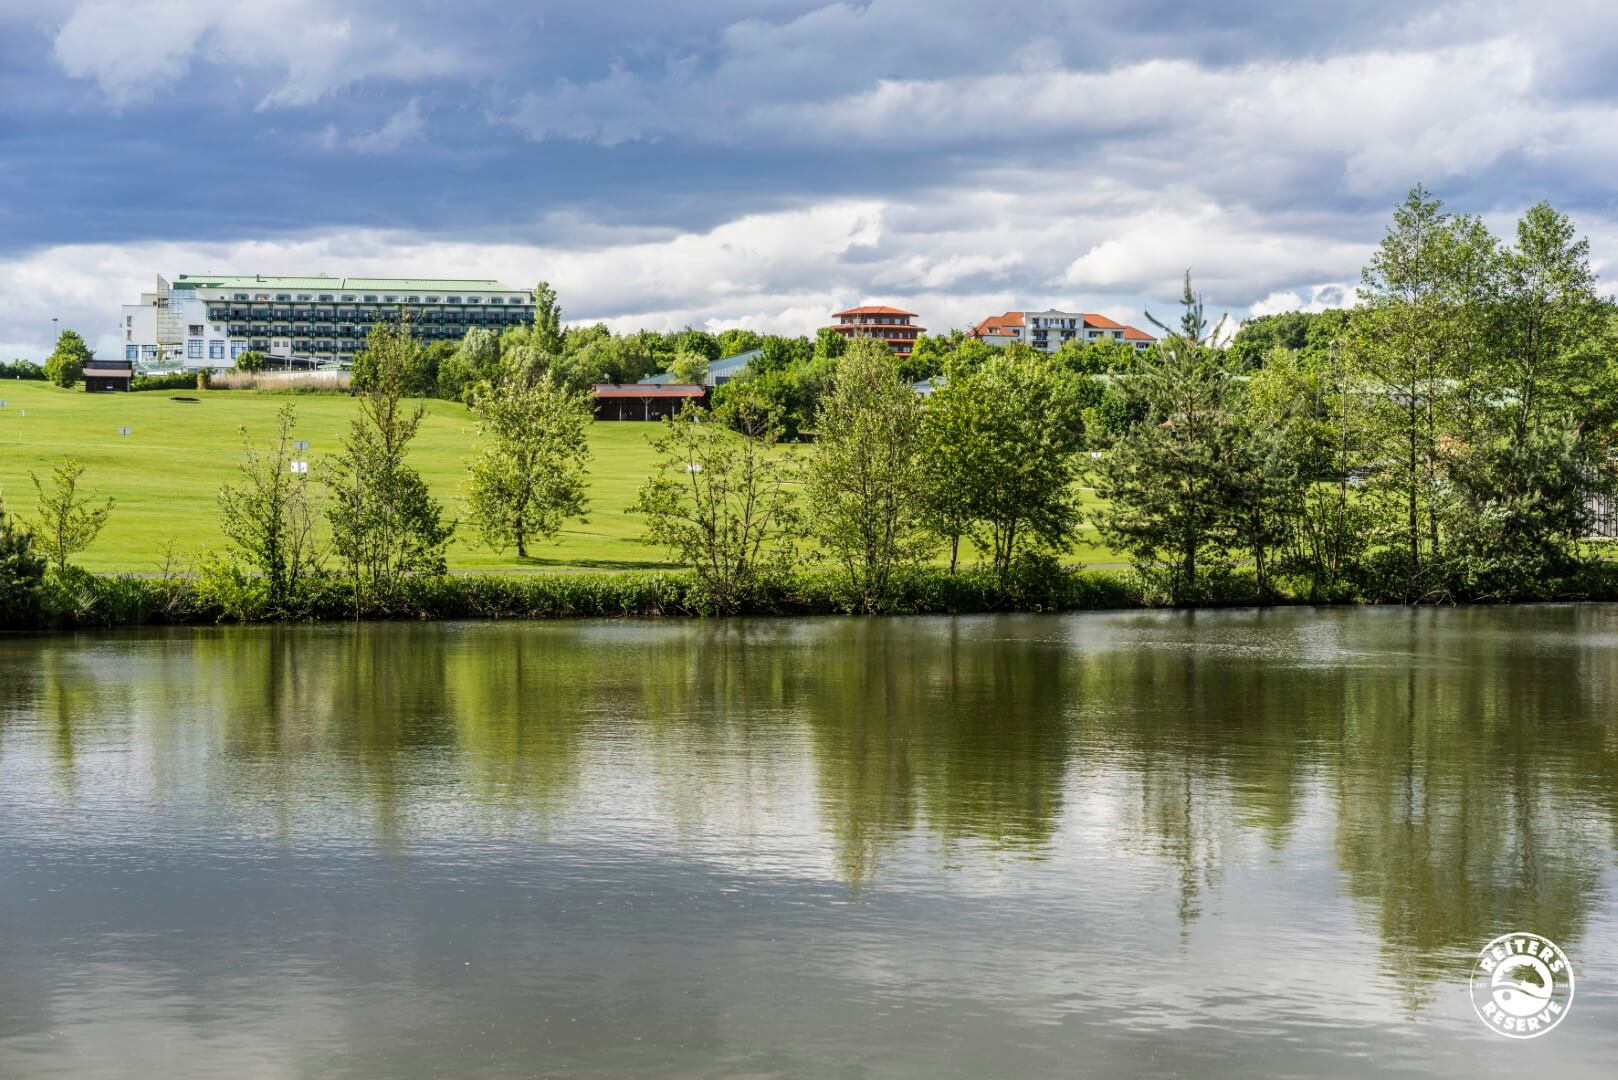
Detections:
1470,932,1574,1039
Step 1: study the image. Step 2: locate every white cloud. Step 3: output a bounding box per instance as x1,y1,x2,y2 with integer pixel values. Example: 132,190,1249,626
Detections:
52,1,465,108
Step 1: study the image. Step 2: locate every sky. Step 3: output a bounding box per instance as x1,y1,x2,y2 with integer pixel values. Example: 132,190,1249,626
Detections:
3,0,1618,361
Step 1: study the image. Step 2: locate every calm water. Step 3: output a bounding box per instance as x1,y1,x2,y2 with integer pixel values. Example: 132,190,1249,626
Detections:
3,609,1617,1079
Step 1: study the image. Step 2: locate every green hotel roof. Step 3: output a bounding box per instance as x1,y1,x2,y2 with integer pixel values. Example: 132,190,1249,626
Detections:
172,274,524,292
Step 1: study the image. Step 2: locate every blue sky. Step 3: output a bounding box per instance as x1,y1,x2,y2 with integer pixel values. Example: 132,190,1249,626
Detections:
3,0,1617,360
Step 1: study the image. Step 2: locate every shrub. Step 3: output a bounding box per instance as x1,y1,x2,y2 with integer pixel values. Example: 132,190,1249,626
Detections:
132,372,202,392
0,493,47,627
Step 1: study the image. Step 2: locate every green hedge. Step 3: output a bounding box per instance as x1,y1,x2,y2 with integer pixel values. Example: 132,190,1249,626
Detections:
131,372,203,392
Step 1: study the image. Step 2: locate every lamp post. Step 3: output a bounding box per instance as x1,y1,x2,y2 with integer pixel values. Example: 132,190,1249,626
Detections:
50,316,58,352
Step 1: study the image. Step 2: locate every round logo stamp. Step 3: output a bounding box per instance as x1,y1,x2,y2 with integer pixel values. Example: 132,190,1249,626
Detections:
1469,932,1574,1039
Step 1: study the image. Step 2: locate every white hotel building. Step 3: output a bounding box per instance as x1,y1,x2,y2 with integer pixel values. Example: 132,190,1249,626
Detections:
119,274,536,368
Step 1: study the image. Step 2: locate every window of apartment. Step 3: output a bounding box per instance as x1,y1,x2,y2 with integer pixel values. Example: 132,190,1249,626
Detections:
341,295,355,302
363,295,378,303
384,295,397,302
187,339,203,359
319,294,334,302
234,293,249,301
275,294,290,301
231,342,246,359
126,315,133,327
425,296,440,303
141,345,158,358
209,341,225,360
407,296,420,303
446,296,461,303
126,345,139,360
298,294,311,301
467,297,481,304
188,324,204,336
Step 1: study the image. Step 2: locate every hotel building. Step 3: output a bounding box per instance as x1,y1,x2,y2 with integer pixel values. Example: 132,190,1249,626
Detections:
118,274,536,368
825,305,925,357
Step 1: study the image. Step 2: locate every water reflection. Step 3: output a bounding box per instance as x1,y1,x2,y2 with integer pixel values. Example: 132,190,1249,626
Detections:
2,609,1617,1077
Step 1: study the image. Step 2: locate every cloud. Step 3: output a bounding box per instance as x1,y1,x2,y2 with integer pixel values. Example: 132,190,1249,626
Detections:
323,99,426,154
51,1,466,108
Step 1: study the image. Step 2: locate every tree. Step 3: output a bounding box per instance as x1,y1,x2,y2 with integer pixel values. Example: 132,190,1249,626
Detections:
234,349,268,373
632,393,800,613
668,349,709,385
1347,186,1476,585
1097,331,1243,602
807,339,931,610
0,488,47,627
717,328,763,357
216,404,325,611
43,329,93,388
923,351,1085,577
25,458,113,572
531,280,565,358
466,366,592,558
435,327,500,401
325,320,454,612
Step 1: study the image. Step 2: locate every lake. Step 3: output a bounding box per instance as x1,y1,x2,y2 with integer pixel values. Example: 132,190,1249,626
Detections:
2,609,1616,1078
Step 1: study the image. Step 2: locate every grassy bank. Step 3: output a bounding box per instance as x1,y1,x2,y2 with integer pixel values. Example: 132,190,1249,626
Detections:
0,382,1119,573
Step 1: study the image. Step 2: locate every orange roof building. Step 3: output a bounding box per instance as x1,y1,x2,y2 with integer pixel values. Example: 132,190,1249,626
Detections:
968,308,1156,352
826,304,925,357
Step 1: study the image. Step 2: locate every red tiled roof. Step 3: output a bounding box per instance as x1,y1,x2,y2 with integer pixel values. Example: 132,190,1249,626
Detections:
592,383,705,399
969,311,1025,337
1122,326,1156,341
1082,313,1125,330
833,305,916,317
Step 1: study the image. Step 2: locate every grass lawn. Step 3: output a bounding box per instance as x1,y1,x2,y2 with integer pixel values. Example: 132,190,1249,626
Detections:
0,381,1121,573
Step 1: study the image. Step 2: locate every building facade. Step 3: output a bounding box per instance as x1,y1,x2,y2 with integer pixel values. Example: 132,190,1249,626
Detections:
119,274,536,369
970,309,1156,352
825,305,924,357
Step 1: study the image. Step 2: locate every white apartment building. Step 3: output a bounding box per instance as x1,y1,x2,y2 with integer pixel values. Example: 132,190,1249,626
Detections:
969,308,1156,352
119,274,536,369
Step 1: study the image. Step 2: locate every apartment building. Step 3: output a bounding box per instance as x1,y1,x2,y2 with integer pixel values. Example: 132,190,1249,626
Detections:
970,309,1156,352
825,305,925,357
118,274,536,368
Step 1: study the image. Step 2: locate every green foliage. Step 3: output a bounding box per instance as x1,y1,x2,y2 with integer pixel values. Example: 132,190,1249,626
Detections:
717,328,763,357
466,367,593,557
324,321,454,613
434,326,500,401
531,280,565,357
43,329,93,387
131,372,201,392
0,488,47,627
633,396,800,613
921,350,1085,577
216,404,326,614
25,458,113,573
234,349,268,373
807,339,932,610
1,359,47,380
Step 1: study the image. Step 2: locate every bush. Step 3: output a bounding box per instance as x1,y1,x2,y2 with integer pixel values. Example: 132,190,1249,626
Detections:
0,498,47,627
132,372,202,392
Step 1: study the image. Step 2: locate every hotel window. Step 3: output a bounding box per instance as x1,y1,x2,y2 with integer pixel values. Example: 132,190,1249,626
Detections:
407,296,420,303
231,342,246,359
426,296,440,303
298,294,311,301
276,294,290,301
384,295,397,302
234,293,249,301
189,324,204,336
341,295,355,302
126,315,133,326
320,294,334,301
364,295,378,303
446,296,461,303
188,339,203,359
141,345,158,358
209,341,225,360
468,297,481,304
126,345,139,360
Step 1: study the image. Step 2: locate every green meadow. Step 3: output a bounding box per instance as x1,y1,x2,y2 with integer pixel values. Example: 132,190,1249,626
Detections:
0,381,1117,574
